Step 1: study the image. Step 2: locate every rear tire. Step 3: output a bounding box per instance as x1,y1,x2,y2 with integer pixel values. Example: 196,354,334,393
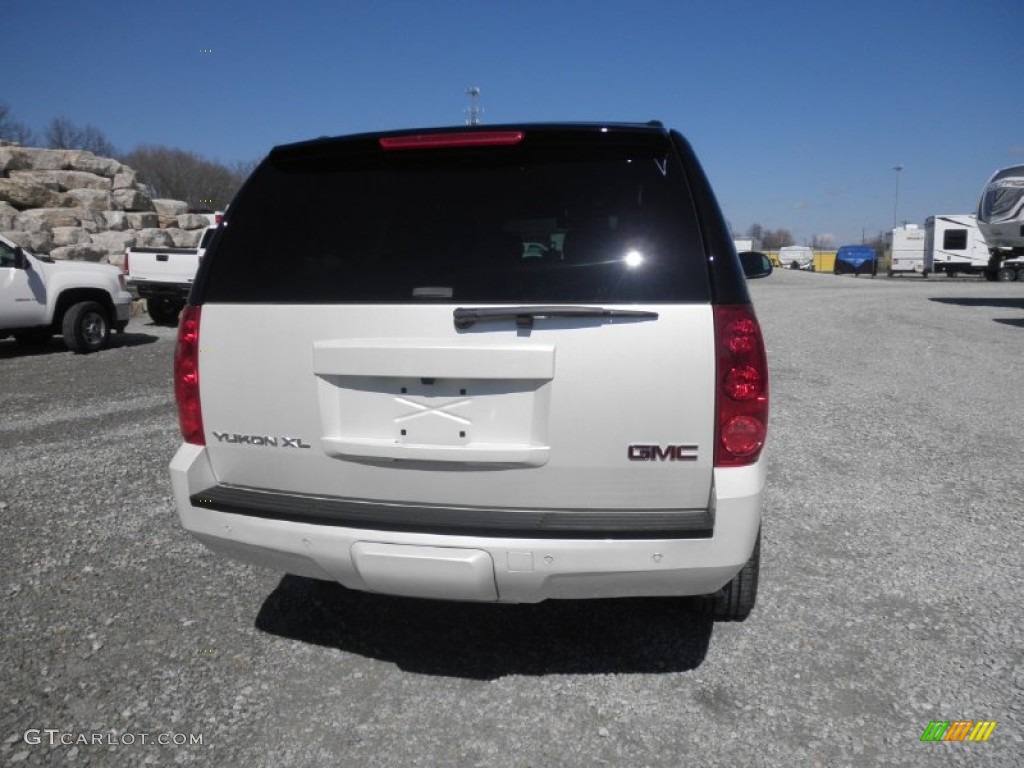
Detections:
997,267,1016,282
697,528,761,621
147,297,182,326
62,301,110,354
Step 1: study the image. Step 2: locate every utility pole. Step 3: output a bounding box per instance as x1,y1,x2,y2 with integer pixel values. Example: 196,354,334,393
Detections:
892,164,904,229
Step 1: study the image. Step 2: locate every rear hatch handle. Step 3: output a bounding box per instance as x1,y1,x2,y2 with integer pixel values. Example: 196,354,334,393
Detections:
453,306,659,330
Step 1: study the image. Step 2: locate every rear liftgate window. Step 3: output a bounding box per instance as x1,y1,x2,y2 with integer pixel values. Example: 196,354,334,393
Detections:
201,133,710,304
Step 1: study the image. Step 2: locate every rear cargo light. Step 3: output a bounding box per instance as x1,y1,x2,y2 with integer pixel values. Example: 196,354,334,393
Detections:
714,304,769,467
379,131,524,150
174,305,205,445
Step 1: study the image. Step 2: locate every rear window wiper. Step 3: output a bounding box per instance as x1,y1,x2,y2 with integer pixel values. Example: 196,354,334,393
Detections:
453,306,659,330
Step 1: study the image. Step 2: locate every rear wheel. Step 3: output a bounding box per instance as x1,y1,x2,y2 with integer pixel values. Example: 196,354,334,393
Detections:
697,528,761,621
62,301,110,354
997,267,1016,282
147,297,182,326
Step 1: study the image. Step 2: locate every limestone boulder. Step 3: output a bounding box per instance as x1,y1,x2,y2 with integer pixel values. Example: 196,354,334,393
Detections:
2,229,55,254
16,208,81,229
164,228,203,248
90,230,136,259
14,148,74,171
112,170,137,190
125,212,159,229
8,169,112,191
112,187,154,212
63,188,117,212
134,228,175,248
102,211,130,231
0,201,18,229
50,243,108,262
177,213,211,230
0,177,62,209
64,150,121,176
153,198,190,217
76,208,107,233
52,227,93,247
0,147,32,173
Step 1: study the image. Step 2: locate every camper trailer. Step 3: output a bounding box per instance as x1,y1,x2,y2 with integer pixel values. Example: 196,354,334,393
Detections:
977,165,1024,252
924,215,992,278
888,224,925,276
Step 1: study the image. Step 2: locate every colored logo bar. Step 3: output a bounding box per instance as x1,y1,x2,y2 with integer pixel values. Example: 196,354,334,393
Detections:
920,721,997,742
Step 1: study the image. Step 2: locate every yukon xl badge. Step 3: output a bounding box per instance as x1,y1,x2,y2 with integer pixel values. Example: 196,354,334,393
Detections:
628,444,698,461
212,432,311,449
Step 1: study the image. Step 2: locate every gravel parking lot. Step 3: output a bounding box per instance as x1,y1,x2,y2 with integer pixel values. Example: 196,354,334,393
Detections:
2,271,1022,767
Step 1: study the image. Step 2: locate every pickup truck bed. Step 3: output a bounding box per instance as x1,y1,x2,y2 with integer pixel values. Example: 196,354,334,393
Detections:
125,225,217,326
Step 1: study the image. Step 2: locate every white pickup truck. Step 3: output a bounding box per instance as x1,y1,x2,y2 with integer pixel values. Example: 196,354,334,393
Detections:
1,233,132,353
124,216,220,326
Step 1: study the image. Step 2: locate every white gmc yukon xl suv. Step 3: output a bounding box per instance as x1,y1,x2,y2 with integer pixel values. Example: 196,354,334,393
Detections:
170,123,772,620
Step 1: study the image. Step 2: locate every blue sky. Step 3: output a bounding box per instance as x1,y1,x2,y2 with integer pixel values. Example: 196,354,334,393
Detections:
3,0,1022,245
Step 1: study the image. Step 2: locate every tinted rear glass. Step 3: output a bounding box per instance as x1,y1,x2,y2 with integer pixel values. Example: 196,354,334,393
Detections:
199,130,710,304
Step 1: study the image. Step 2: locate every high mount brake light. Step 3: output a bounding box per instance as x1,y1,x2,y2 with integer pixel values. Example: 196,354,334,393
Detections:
714,304,769,466
379,131,525,150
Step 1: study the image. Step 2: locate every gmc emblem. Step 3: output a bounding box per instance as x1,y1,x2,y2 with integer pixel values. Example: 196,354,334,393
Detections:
628,444,699,462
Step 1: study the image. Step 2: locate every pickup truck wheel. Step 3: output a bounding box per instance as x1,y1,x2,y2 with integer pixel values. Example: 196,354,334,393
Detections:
997,267,1016,282
14,328,53,347
147,298,182,326
62,301,110,354
696,528,760,621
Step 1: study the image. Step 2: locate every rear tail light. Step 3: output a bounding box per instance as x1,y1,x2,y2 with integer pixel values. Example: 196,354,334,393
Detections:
122,249,129,276
714,304,769,466
174,305,205,445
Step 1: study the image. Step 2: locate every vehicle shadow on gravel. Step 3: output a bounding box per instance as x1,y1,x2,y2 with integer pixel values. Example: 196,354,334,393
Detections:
255,576,713,679
0,331,159,359
930,296,1024,328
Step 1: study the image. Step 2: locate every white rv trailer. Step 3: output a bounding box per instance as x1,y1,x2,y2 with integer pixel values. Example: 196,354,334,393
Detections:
887,224,925,276
924,215,992,277
977,165,1024,252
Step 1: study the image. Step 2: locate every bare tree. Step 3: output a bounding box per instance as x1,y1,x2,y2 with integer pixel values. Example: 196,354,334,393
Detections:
810,233,834,250
0,101,36,144
760,228,794,250
45,116,117,156
121,145,252,210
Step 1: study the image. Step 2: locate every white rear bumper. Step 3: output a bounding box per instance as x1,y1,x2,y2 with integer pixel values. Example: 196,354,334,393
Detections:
170,443,764,603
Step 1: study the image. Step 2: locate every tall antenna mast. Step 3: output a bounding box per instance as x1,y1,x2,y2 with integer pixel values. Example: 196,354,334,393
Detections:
465,86,482,125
